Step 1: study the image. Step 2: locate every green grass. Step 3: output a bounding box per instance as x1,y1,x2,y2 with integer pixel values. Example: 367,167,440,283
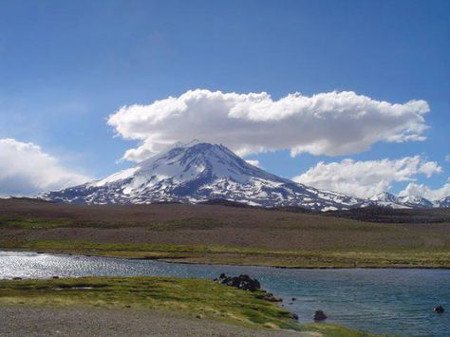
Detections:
0,217,73,229
300,323,379,337
0,276,377,336
4,239,450,268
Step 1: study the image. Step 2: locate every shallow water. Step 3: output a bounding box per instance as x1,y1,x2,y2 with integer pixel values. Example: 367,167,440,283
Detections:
1,251,449,336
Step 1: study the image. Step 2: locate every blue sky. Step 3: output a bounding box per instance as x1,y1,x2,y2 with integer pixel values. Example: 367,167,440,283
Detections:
0,0,449,198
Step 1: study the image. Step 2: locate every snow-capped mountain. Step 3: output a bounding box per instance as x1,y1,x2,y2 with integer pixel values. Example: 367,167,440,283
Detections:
437,196,450,208
368,192,450,209
396,194,434,208
369,192,410,209
369,192,398,203
44,141,367,211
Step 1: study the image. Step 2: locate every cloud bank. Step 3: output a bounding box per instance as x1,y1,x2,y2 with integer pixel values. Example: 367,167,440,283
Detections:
293,156,442,199
0,138,90,196
107,89,429,162
399,181,450,201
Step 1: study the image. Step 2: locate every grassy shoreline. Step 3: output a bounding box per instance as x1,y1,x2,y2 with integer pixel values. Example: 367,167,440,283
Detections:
3,240,449,269
0,276,377,337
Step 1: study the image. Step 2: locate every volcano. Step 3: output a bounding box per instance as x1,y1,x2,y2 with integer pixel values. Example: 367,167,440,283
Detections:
44,141,368,211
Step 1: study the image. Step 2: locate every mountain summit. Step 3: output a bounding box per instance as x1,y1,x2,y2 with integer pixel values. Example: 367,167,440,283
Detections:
44,142,365,211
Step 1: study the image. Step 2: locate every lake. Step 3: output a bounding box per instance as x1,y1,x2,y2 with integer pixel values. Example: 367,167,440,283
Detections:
1,250,449,336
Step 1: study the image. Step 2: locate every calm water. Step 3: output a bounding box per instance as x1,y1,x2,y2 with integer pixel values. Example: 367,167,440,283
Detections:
1,251,449,337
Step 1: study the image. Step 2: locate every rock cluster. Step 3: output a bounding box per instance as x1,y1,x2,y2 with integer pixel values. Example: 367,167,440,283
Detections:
214,274,283,302
214,273,261,291
214,273,295,320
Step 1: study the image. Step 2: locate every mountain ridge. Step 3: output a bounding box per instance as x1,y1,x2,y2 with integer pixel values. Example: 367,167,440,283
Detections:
43,142,449,211
44,142,366,211
368,191,447,209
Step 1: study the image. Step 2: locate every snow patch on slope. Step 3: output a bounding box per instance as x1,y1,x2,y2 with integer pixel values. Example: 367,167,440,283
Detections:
44,142,369,211
44,142,448,210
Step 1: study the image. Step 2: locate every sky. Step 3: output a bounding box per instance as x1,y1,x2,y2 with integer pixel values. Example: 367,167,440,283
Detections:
0,0,449,200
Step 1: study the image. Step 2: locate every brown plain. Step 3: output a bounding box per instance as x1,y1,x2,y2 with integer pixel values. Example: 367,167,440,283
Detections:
1,199,449,268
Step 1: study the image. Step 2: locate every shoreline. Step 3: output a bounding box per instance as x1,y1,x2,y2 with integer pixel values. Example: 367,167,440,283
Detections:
158,257,450,270
2,248,450,271
0,276,377,337
2,249,446,336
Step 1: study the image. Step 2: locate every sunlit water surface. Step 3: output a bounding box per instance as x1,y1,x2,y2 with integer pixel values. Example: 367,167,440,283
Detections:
1,251,449,336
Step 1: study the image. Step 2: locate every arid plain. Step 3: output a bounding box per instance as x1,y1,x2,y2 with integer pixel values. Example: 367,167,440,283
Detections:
1,198,449,269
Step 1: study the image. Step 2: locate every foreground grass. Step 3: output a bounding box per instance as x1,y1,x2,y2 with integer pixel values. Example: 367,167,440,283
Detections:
0,276,376,337
4,239,450,268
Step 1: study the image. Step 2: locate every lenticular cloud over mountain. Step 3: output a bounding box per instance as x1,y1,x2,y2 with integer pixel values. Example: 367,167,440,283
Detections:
107,89,429,162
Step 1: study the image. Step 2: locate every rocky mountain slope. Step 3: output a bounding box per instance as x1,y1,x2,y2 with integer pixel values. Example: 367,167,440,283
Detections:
43,141,448,211
44,142,366,211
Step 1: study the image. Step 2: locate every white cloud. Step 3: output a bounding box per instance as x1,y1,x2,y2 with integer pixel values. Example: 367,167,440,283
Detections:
0,138,90,196
107,89,429,162
416,161,443,177
292,156,442,199
399,181,450,201
245,159,261,168
446,154,450,162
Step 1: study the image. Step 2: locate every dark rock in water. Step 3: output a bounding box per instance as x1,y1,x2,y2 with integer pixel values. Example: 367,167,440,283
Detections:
433,305,445,314
314,310,327,321
215,273,261,291
292,297,297,301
